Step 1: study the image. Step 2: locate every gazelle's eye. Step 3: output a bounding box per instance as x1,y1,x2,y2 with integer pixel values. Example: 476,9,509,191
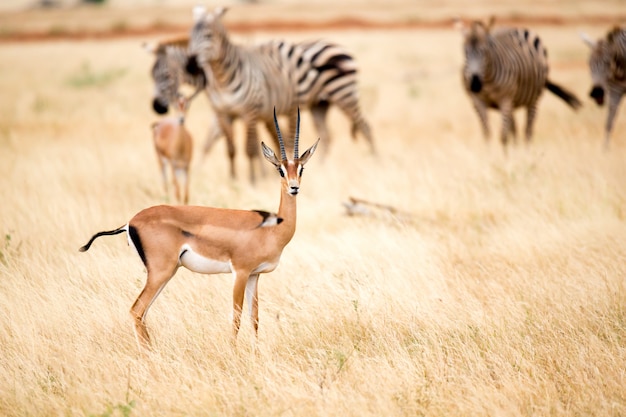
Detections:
278,167,285,177
297,166,304,177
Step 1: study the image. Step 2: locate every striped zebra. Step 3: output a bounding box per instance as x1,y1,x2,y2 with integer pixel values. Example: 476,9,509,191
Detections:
459,17,582,149
186,6,375,182
581,26,626,149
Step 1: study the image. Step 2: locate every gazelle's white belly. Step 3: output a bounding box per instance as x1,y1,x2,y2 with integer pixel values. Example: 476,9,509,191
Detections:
179,244,231,274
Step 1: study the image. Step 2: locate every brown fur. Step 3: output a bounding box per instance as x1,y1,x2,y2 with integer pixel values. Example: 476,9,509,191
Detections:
151,97,193,204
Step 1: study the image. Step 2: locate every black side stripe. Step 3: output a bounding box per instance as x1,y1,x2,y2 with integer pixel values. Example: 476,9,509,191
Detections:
128,225,147,267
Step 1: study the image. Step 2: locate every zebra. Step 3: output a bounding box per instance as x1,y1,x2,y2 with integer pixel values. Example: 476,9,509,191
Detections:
186,6,375,182
459,17,582,149
581,26,626,149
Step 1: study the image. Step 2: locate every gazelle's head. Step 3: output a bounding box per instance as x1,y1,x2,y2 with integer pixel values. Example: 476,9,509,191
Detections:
262,108,319,196
186,6,228,76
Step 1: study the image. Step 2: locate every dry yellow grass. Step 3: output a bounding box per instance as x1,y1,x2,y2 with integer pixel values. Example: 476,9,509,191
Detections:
1,2,625,416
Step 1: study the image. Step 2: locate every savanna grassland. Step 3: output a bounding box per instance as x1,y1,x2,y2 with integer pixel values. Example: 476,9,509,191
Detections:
1,1,625,416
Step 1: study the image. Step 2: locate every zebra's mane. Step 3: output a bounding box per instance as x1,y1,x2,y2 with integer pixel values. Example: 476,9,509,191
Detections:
156,35,190,53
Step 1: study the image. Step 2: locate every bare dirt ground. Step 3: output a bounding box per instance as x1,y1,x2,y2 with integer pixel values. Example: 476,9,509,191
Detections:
1,0,625,42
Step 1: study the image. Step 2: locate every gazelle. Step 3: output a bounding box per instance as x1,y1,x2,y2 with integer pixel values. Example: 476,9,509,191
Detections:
151,96,193,204
80,108,319,350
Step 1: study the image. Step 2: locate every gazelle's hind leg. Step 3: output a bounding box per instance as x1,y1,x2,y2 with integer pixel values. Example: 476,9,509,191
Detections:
129,266,178,350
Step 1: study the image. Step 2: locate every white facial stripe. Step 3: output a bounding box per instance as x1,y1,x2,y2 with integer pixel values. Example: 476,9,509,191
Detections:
179,244,231,274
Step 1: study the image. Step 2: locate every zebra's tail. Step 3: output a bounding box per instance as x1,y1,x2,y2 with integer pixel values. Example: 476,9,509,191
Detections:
545,80,583,110
79,225,127,252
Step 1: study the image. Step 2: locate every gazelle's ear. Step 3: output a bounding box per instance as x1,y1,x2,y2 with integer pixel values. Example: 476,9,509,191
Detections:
298,139,320,166
580,32,596,48
261,142,281,167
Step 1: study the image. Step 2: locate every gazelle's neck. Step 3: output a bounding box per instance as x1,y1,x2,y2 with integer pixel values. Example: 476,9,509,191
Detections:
276,185,297,245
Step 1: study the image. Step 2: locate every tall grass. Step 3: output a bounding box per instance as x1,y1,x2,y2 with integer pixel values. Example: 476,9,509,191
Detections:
0,21,625,417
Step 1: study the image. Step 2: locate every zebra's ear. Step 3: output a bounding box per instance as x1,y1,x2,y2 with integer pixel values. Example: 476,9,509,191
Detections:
192,5,206,22
142,41,158,54
580,32,596,49
214,6,228,19
452,17,468,36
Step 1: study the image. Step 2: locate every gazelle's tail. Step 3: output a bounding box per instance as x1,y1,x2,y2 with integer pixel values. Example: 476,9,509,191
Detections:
79,225,127,252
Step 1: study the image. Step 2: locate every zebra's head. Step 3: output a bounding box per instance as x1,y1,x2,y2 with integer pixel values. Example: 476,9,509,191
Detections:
187,6,228,75
460,19,495,94
582,34,610,106
144,42,184,115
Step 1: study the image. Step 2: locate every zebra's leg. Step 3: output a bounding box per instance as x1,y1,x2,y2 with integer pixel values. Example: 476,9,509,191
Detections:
499,99,514,149
509,115,518,144
310,101,331,159
604,89,624,150
333,96,377,155
243,115,260,184
524,102,539,144
202,114,224,162
217,114,237,179
263,119,280,154
472,98,490,142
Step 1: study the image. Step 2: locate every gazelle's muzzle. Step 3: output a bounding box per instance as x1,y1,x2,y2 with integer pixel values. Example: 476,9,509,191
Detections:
287,180,300,195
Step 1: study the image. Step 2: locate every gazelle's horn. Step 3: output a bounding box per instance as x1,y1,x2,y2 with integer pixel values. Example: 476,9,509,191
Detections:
273,107,287,161
294,107,300,159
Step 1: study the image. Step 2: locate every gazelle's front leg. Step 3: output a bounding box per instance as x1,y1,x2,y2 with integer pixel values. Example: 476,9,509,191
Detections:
157,157,169,197
245,273,260,335
231,268,252,343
